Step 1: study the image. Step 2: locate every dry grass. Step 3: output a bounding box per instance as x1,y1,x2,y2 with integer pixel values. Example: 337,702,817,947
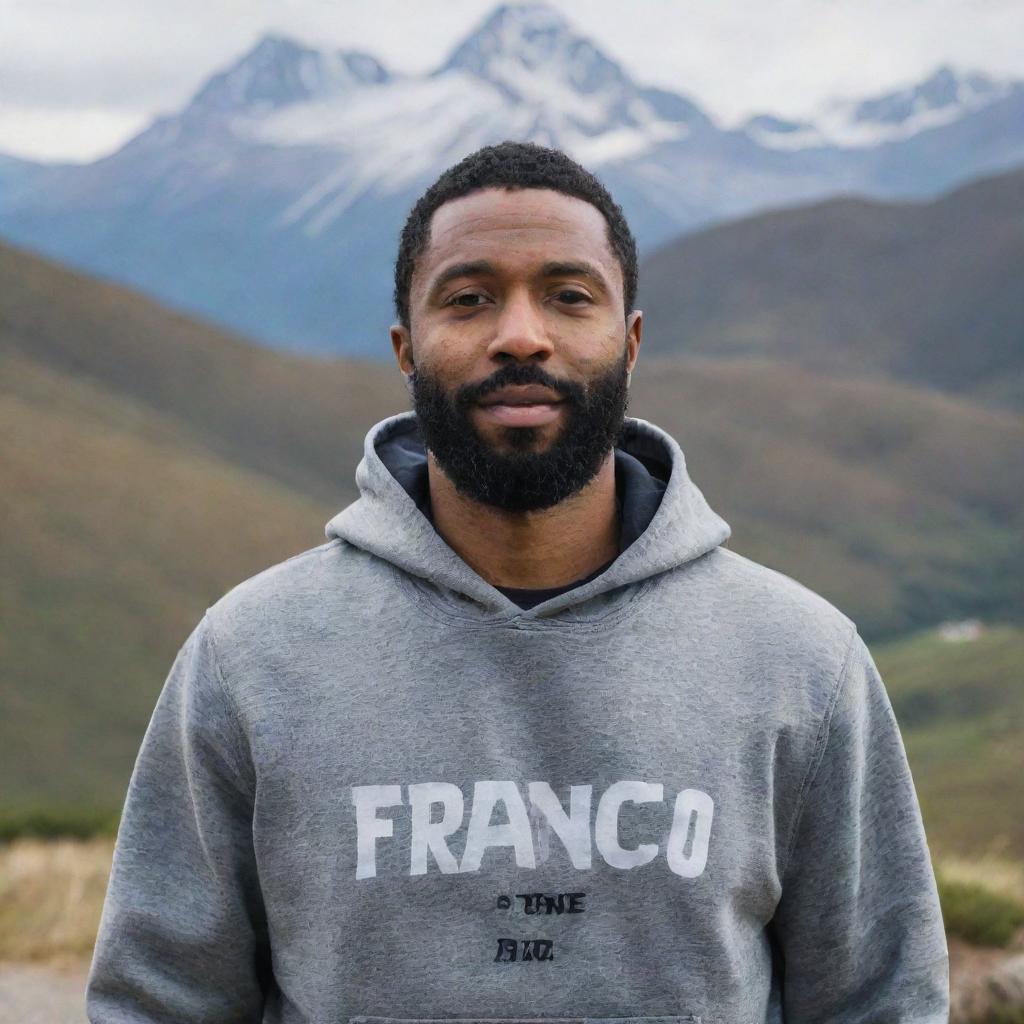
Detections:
938,849,1024,907
0,837,113,964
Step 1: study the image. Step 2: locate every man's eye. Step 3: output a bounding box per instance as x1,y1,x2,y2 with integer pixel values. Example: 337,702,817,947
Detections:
450,293,486,307
556,290,589,304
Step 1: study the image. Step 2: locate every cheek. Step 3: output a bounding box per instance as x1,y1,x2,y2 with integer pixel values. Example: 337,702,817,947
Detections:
413,329,480,381
570,322,627,370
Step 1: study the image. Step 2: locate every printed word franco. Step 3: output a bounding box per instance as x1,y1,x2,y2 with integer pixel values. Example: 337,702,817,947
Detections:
351,780,714,880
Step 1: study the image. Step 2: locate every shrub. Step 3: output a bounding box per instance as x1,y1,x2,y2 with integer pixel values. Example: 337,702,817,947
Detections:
938,872,1024,948
0,805,120,843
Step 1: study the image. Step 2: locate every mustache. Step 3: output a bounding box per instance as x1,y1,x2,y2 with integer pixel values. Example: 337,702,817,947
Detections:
454,362,587,408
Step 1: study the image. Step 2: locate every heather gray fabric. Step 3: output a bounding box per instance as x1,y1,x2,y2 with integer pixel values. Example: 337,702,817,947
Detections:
86,411,950,1023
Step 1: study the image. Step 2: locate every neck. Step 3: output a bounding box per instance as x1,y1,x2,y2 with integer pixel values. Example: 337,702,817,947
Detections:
426,450,620,590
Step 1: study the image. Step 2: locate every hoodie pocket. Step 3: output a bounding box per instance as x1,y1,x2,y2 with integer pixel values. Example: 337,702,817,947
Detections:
350,1017,702,1024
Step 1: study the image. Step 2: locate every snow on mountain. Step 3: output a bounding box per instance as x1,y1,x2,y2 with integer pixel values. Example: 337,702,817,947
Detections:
183,33,391,122
226,3,702,162
740,114,829,151
250,71,505,231
226,5,704,235
813,65,1017,148
437,2,705,137
743,65,1018,151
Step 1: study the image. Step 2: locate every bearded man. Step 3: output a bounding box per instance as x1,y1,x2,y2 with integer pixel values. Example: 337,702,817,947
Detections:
87,141,949,1023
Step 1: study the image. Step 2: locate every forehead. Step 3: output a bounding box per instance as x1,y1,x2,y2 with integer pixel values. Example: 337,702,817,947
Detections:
415,186,620,292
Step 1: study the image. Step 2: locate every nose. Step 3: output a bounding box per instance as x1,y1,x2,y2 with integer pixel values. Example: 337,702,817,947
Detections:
486,287,554,362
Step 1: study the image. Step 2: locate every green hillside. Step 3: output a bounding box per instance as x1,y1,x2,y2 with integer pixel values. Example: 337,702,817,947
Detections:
0,238,406,506
0,349,331,815
631,356,1024,639
872,622,1024,860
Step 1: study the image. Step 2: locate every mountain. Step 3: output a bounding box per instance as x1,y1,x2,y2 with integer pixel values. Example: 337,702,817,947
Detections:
1,3,1021,358
0,152,68,213
816,65,1017,149
0,239,405,507
637,165,1024,413
743,65,1020,151
1,237,1022,825
435,2,714,140
182,33,390,122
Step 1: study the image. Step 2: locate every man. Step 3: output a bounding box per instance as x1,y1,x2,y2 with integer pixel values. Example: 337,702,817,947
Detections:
86,141,950,1022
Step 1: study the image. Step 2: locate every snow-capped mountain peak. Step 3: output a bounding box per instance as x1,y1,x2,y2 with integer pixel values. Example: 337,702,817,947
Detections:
744,63,1019,151
850,65,1008,127
437,2,637,120
183,33,390,122
813,64,1016,148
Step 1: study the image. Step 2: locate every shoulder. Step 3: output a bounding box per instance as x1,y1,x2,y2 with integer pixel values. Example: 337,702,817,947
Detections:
202,536,371,650
715,546,854,629
680,545,859,683
212,536,340,605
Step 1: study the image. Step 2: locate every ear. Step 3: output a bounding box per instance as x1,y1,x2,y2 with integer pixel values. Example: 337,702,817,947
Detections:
390,323,415,383
625,309,642,377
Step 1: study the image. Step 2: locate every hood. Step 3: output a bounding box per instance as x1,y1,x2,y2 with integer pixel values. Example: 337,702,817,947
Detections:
325,411,731,620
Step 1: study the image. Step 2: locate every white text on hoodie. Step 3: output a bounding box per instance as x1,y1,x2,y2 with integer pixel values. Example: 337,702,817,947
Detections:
351,780,714,879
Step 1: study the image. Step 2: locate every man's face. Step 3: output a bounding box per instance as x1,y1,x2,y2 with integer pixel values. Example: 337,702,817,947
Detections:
390,186,642,513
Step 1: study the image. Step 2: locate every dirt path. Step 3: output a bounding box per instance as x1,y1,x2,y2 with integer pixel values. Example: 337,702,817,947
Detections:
0,958,90,1024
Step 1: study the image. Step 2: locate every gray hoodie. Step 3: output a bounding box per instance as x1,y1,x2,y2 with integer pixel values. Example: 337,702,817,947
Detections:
86,411,950,1023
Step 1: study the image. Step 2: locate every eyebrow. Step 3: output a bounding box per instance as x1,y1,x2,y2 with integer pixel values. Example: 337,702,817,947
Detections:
539,261,609,291
426,260,495,301
425,258,611,302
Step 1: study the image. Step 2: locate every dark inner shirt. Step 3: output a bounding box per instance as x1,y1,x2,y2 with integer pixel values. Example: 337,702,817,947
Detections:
388,434,668,610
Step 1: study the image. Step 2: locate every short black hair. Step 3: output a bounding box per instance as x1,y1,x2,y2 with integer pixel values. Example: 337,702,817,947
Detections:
393,140,638,330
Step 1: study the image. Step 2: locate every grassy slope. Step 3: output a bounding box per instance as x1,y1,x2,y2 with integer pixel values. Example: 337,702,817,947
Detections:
0,349,332,810
873,622,1024,860
0,238,407,507
631,355,1024,639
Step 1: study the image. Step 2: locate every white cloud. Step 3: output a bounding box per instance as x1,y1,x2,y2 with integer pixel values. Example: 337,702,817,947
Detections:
0,105,149,164
1,0,1022,160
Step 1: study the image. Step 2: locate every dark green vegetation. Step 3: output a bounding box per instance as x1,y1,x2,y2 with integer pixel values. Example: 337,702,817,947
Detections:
935,872,1024,948
638,165,1024,413
877,624,1024,861
1,237,1022,868
0,804,119,842
983,1010,1024,1024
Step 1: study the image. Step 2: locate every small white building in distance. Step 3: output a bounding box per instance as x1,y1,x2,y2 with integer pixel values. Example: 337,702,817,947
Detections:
938,619,985,642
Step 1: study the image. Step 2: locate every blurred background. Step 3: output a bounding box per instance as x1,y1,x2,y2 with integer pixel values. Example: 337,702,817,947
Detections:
1,1,1022,1019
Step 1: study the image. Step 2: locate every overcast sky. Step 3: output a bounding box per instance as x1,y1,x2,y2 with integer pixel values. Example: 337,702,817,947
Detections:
3,0,1023,163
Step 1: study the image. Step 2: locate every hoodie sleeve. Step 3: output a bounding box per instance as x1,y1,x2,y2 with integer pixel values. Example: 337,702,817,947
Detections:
768,628,950,1022
86,613,270,1023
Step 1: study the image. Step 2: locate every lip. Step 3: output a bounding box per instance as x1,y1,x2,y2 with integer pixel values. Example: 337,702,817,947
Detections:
478,384,564,407
477,401,564,427
476,384,565,428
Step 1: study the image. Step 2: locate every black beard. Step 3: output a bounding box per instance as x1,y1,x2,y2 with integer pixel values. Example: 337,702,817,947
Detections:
409,348,630,513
